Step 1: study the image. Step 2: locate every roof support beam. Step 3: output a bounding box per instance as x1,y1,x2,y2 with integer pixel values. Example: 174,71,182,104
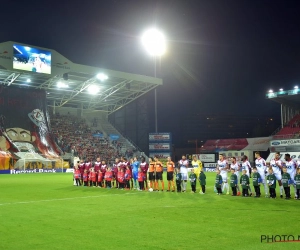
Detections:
58,77,97,107
2,73,21,86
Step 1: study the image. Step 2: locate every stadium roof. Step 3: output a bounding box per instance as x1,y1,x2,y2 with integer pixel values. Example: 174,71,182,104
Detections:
0,41,162,114
266,88,300,109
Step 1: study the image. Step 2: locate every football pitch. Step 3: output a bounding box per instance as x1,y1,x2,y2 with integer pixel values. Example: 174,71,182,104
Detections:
0,173,299,250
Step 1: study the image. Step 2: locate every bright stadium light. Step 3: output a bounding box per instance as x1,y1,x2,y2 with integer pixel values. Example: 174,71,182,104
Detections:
57,81,69,88
279,88,283,91
141,28,166,56
97,73,108,81
294,86,299,89
141,27,167,133
87,85,100,94
268,89,273,93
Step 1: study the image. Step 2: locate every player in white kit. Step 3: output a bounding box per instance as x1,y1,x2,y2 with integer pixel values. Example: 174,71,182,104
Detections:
284,154,297,198
230,157,241,195
217,154,229,194
254,152,268,197
297,159,300,168
269,152,283,198
178,155,189,192
241,155,253,196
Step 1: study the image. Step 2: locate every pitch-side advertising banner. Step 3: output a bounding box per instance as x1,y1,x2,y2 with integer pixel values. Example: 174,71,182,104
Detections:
149,132,172,142
149,143,171,151
199,154,215,162
270,139,300,147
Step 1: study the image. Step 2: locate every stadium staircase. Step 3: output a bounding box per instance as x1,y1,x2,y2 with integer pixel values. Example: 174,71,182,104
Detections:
100,120,144,158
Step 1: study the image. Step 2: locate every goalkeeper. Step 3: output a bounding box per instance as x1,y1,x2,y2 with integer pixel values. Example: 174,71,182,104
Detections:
191,155,203,189
192,155,203,176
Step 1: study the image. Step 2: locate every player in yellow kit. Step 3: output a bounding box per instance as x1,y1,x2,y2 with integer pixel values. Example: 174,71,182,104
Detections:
191,155,203,192
191,155,203,177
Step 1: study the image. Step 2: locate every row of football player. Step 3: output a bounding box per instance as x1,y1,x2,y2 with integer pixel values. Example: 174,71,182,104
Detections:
216,166,300,199
216,152,300,199
73,165,206,192
75,156,195,174
75,156,152,179
74,166,147,190
73,164,300,199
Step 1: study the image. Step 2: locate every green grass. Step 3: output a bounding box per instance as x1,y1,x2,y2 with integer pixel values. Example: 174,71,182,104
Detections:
0,173,299,250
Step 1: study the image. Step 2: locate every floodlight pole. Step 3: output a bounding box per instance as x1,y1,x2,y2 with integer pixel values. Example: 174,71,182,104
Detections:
154,56,158,133
141,28,166,133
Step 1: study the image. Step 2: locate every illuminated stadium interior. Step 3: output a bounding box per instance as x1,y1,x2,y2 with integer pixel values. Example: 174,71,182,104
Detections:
0,41,162,114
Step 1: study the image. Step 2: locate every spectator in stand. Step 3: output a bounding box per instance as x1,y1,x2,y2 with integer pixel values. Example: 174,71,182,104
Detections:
50,114,122,163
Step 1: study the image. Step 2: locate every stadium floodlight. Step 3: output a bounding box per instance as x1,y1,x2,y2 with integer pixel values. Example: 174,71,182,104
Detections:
294,86,299,89
57,81,69,88
96,73,108,81
279,88,283,91
268,89,273,93
141,28,166,56
87,85,100,95
141,27,167,133
26,78,31,83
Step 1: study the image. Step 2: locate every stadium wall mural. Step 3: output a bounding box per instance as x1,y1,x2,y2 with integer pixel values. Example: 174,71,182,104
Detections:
0,86,64,173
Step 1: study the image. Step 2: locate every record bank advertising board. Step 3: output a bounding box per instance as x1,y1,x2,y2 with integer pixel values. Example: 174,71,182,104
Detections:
149,133,172,164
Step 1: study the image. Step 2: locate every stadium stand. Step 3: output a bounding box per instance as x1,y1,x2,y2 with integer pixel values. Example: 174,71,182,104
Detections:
0,41,160,173
273,114,300,139
101,120,140,157
50,114,122,163
50,113,141,164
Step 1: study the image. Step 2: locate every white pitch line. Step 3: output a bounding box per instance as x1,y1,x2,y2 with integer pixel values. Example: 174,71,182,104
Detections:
0,192,137,206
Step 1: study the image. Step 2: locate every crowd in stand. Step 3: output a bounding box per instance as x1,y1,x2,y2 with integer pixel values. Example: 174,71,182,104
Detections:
50,114,122,163
283,114,300,128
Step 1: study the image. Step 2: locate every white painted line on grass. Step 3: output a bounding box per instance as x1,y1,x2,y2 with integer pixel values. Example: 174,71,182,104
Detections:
0,193,138,206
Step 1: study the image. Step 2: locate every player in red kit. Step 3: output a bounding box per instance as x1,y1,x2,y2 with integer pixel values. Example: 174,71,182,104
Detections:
140,156,149,189
74,166,81,186
100,160,107,176
104,167,113,188
122,157,130,172
97,170,104,188
138,168,146,191
112,158,121,188
94,157,101,183
124,165,132,190
83,170,89,186
84,160,92,172
89,168,96,187
117,168,125,189
79,160,85,183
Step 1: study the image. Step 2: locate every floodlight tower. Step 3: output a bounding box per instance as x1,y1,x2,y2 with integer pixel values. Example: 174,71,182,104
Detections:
141,28,167,133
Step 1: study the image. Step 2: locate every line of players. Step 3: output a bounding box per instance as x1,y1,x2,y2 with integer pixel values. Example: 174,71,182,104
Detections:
73,154,202,192
73,156,178,191
73,156,148,190
217,151,300,199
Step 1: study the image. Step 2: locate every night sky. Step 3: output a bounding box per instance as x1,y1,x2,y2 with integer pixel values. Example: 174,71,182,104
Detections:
1,0,300,145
